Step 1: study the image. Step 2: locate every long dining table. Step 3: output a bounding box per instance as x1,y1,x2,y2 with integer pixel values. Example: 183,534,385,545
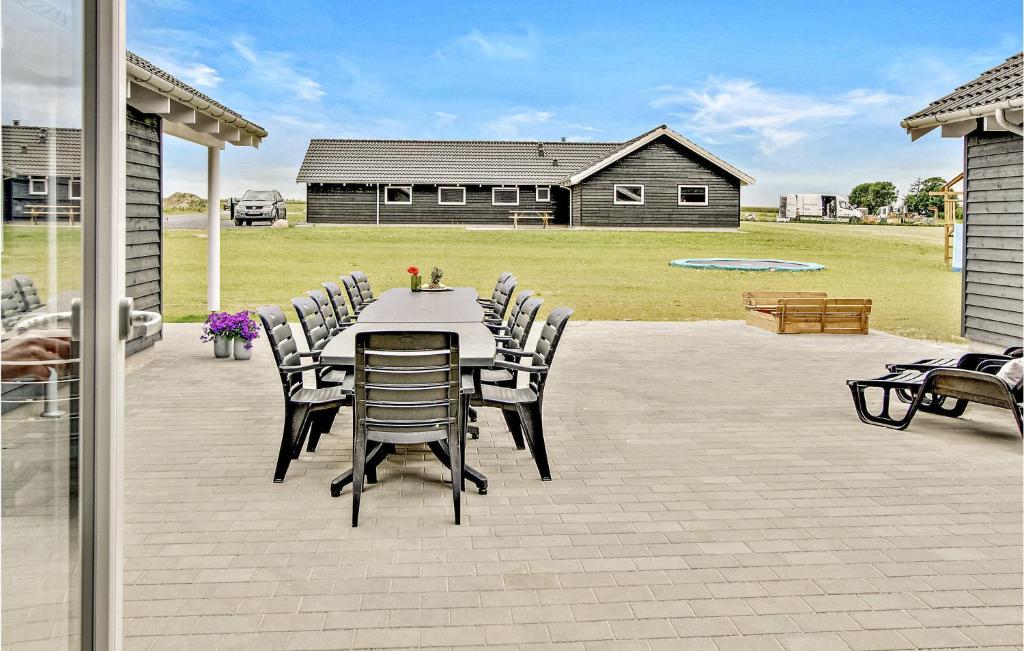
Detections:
319,286,497,495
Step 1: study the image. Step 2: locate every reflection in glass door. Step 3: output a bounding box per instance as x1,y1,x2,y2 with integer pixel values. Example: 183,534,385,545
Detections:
1,0,84,648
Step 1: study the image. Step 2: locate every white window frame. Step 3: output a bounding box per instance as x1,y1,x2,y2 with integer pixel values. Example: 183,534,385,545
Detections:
28,176,48,195
384,185,413,205
492,186,520,206
613,184,644,205
69,177,82,200
677,184,709,206
535,185,551,202
437,186,466,206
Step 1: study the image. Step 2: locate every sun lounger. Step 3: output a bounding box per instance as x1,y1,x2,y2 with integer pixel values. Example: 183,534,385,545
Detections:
847,362,1023,435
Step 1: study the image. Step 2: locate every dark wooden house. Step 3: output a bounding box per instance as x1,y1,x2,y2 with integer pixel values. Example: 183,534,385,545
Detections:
2,124,83,222
901,52,1023,351
297,125,754,228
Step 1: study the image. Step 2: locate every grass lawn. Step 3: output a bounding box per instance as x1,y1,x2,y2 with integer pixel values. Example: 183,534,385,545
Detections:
2,222,961,342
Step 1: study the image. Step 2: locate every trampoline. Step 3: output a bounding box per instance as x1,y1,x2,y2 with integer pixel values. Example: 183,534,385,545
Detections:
670,258,824,272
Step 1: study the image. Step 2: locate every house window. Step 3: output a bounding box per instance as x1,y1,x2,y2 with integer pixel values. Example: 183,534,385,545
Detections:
678,185,708,206
492,187,519,206
535,186,551,202
438,186,466,206
384,185,412,205
68,178,82,200
28,176,48,196
613,184,644,205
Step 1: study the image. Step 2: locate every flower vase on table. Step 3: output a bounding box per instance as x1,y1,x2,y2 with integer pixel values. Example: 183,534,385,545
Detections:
407,266,422,292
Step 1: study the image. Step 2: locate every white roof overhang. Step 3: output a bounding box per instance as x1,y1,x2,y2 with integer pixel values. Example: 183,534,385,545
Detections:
900,98,1024,141
126,59,266,149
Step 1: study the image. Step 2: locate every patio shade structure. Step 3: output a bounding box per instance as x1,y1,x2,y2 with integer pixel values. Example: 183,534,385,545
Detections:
126,51,268,311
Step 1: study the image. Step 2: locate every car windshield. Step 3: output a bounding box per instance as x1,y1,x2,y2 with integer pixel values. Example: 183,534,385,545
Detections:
243,191,276,201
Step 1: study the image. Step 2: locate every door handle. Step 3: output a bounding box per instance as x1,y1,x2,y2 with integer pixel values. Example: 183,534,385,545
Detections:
118,297,163,340
12,310,73,335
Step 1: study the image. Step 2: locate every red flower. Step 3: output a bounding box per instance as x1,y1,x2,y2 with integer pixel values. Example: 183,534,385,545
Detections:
407,266,419,275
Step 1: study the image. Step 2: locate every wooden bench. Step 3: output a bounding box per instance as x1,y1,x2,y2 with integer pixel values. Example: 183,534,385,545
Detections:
743,291,871,335
24,204,81,225
508,210,552,229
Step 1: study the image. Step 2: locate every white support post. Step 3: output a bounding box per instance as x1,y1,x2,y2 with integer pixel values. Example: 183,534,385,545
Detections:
207,146,220,311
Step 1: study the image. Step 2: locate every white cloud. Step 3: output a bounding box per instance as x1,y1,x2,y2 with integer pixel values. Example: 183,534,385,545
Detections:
231,38,325,102
652,78,900,154
434,111,456,127
438,28,539,61
175,62,222,89
485,109,554,139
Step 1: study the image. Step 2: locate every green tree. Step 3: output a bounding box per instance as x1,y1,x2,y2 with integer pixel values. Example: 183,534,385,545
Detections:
849,181,898,214
903,177,947,216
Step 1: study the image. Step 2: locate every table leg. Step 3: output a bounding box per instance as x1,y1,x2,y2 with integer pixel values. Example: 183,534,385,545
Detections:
427,440,487,494
330,442,390,496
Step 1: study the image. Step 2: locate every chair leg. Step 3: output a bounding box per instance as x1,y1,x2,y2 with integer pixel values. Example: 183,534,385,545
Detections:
847,382,916,430
352,429,367,528
518,403,551,481
448,427,462,525
1013,406,1023,436
307,408,339,452
274,406,307,483
501,409,526,450
918,397,969,418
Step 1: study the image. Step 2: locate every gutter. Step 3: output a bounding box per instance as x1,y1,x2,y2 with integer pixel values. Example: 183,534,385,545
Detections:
126,60,268,138
900,97,1024,131
994,108,1024,136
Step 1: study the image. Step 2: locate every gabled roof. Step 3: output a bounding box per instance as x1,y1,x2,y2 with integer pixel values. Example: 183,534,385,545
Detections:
901,53,1023,138
297,125,753,187
2,126,82,177
297,138,621,185
567,125,755,186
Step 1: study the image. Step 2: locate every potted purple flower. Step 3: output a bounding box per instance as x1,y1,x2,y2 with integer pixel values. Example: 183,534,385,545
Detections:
201,310,261,360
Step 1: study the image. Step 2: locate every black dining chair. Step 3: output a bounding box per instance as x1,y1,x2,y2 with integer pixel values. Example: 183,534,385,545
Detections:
350,271,376,305
485,290,535,340
322,281,355,326
479,272,514,308
341,275,366,315
473,307,573,481
308,288,350,335
482,276,517,323
256,305,351,483
291,296,349,389
349,331,465,526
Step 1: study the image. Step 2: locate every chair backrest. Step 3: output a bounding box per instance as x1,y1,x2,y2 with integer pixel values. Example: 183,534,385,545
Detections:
354,331,461,445
491,276,518,321
256,305,304,399
496,271,514,286
14,275,42,310
341,275,364,313
506,296,544,354
351,270,374,302
528,307,573,397
322,281,353,324
308,289,341,333
2,278,27,320
504,290,535,329
292,296,331,353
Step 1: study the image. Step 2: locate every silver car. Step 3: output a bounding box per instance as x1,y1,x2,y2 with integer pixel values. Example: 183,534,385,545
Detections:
235,190,287,226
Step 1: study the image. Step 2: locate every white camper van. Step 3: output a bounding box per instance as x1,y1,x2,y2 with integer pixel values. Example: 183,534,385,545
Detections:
777,194,864,222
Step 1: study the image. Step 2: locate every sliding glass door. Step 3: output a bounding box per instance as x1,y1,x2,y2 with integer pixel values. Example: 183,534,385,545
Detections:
3,1,127,648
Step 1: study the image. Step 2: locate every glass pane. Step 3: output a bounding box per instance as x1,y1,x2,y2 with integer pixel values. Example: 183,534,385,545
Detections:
615,185,643,203
1,0,84,648
679,186,707,204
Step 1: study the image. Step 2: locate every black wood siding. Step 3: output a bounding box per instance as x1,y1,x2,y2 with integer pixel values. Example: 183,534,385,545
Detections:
574,137,740,228
307,183,565,225
962,129,1023,348
125,106,163,354
3,175,79,221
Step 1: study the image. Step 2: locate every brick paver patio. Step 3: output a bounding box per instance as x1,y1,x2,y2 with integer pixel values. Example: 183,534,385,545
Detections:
119,321,1022,650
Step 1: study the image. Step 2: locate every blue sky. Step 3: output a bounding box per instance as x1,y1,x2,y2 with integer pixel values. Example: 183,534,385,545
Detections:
128,0,1023,205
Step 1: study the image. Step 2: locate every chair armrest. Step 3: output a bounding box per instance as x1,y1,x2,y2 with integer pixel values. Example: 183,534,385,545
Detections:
298,351,321,358
494,360,548,374
460,372,476,395
279,362,322,374
493,334,513,343
496,347,531,357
